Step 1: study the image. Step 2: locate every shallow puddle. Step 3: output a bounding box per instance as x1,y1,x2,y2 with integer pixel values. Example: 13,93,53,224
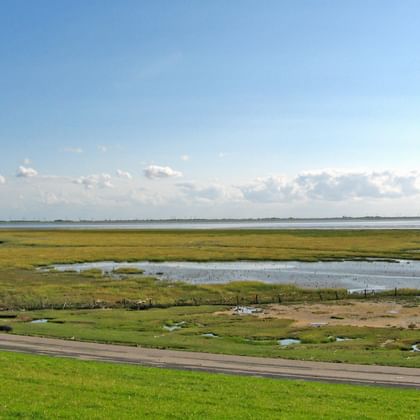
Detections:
278,338,301,346
163,321,185,332
163,325,180,332
336,337,352,342
233,306,262,315
31,319,49,324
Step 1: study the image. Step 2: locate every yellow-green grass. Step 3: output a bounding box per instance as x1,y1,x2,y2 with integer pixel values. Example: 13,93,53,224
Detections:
1,229,420,269
1,229,420,369
1,268,416,311
3,305,420,367
1,229,419,309
0,267,339,309
0,351,418,420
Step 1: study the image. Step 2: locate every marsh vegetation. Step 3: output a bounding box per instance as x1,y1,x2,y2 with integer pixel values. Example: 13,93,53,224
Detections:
1,229,419,368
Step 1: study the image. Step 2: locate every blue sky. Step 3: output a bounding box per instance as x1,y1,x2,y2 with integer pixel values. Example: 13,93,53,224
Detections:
1,1,420,219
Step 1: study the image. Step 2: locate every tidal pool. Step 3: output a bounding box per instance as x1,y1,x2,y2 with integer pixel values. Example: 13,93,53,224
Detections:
163,321,185,332
329,336,353,342
233,306,262,315
46,259,420,291
278,338,301,346
31,319,49,324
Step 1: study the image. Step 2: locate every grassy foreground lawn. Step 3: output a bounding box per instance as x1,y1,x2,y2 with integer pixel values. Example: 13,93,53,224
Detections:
0,351,419,419
5,305,420,368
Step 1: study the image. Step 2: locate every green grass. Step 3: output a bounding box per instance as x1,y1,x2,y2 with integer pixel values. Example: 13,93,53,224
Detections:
1,229,420,269
3,267,386,311
1,229,420,310
0,351,418,419
112,267,144,274
4,305,420,367
1,229,420,368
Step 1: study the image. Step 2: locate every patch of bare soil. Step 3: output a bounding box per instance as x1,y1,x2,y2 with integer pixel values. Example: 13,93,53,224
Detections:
220,301,420,329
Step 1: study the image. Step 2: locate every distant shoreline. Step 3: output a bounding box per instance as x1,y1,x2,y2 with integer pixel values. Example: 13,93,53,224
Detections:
1,216,420,224
1,217,420,230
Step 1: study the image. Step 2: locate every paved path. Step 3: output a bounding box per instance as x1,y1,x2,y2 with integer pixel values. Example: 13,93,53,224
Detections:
1,334,419,388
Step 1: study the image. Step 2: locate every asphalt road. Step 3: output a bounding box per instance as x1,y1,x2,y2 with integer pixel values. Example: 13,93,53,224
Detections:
1,334,419,388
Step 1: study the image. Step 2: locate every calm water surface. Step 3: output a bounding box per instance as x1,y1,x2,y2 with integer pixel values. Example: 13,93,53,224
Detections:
48,259,420,291
3,218,420,230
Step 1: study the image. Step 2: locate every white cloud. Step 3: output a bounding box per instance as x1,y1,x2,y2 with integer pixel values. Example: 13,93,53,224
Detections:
75,173,113,189
177,181,243,203
116,169,132,179
181,154,190,161
23,158,31,165
16,166,38,178
240,176,298,203
98,145,108,153
0,175,5,184
129,188,172,206
40,192,67,205
3,166,420,220
239,170,420,203
144,165,182,180
63,147,83,154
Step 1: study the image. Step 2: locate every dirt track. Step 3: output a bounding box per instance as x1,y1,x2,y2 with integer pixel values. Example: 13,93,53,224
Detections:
0,334,419,388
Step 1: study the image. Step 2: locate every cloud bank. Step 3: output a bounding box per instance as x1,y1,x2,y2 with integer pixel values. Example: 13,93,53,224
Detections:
177,181,242,203
2,168,420,220
239,170,420,203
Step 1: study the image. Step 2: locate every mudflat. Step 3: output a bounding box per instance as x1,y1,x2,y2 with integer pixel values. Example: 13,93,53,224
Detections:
221,300,420,329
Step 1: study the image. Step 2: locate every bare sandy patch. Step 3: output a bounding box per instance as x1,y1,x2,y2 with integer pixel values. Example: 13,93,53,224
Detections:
219,301,420,329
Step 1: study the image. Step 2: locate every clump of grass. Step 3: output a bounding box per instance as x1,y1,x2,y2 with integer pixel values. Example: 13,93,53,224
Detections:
80,268,104,278
113,267,144,275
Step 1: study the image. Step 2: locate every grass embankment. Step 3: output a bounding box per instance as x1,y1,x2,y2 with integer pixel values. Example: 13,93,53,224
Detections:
3,305,420,367
0,351,418,419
